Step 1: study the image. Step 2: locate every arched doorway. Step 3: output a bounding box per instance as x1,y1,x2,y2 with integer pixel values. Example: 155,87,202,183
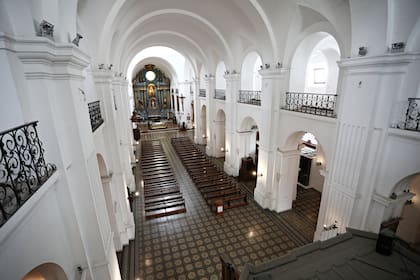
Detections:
23,263,67,280
281,131,327,240
97,154,121,250
379,173,420,249
214,109,226,158
201,105,207,145
238,117,259,193
397,174,420,249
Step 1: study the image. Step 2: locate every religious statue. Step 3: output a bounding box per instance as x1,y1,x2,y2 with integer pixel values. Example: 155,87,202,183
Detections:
148,83,156,98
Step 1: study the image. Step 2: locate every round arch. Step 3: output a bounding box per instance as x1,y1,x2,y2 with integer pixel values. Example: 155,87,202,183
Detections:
23,262,67,280
215,61,227,90
106,9,234,68
288,32,341,94
240,51,262,91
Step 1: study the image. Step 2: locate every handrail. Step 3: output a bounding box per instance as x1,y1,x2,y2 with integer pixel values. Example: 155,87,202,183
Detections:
238,90,261,106
214,89,226,100
0,121,56,227
283,91,337,118
88,100,104,132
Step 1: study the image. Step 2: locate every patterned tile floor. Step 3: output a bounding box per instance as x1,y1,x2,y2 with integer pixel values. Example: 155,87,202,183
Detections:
133,130,321,279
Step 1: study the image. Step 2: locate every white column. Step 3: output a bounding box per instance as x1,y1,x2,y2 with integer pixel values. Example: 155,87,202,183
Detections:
93,70,135,243
193,77,201,144
205,75,216,156
316,54,419,240
254,68,289,209
224,73,240,175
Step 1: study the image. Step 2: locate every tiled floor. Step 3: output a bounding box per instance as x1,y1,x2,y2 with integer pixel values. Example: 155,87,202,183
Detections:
133,130,321,279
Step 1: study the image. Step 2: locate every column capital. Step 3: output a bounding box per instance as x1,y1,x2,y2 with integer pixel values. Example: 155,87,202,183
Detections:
258,67,289,79
91,69,114,84
224,73,241,82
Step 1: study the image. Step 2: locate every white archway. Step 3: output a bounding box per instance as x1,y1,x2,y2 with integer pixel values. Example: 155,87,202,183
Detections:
96,153,121,250
396,174,420,245
289,32,341,94
23,263,67,280
241,52,262,91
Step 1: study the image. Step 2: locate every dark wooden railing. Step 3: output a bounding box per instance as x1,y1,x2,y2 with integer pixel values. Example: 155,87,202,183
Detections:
214,89,226,100
199,89,206,97
283,92,337,118
0,121,56,227
88,100,104,132
238,90,261,106
220,255,240,280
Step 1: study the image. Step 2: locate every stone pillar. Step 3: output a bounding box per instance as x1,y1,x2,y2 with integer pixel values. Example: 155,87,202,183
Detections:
224,73,240,175
93,70,135,243
204,75,216,156
5,34,120,279
315,54,420,240
254,68,289,209
192,77,201,144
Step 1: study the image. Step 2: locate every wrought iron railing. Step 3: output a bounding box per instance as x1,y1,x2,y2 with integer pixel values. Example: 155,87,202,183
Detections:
238,90,261,106
0,121,56,227
214,89,226,100
199,89,206,97
88,100,104,132
393,98,420,131
283,92,337,118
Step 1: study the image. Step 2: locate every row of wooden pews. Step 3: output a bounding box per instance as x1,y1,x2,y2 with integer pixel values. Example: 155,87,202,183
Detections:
141,140,186,219
171,137,247,212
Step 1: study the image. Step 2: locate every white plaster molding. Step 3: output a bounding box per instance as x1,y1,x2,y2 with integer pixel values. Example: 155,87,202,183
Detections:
258,67,289,78
0,33,90,80
279,110,338,124
388,128,420,142
338,53,420,74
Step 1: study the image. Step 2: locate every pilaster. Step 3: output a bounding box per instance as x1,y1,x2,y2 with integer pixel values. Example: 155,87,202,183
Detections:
204,75,216,156
254,68,290,209
224,73,241,175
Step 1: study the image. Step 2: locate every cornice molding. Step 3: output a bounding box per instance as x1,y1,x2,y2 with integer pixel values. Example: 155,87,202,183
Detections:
0,33,90,80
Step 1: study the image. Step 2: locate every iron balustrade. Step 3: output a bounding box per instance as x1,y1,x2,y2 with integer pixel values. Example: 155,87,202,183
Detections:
238,90,261,106
284,92,337,118
88,100,104,132
199,89,206,97
394,98,420,132
214,89,226,100
0,121,56,227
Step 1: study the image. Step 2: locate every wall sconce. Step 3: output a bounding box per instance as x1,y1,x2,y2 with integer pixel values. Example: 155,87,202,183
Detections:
316,161,322,166
252,171,263,177
323,221,338,231
72,33,83,46
39,20,54,38
202,134,207,138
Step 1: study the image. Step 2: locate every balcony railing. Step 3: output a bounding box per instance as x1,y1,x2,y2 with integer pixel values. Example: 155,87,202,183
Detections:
0,121,56,227
214,89,226,100
283,92,337,118
88,100,104,132
199,89,206,97
238,90,261,106
393,98,420,132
